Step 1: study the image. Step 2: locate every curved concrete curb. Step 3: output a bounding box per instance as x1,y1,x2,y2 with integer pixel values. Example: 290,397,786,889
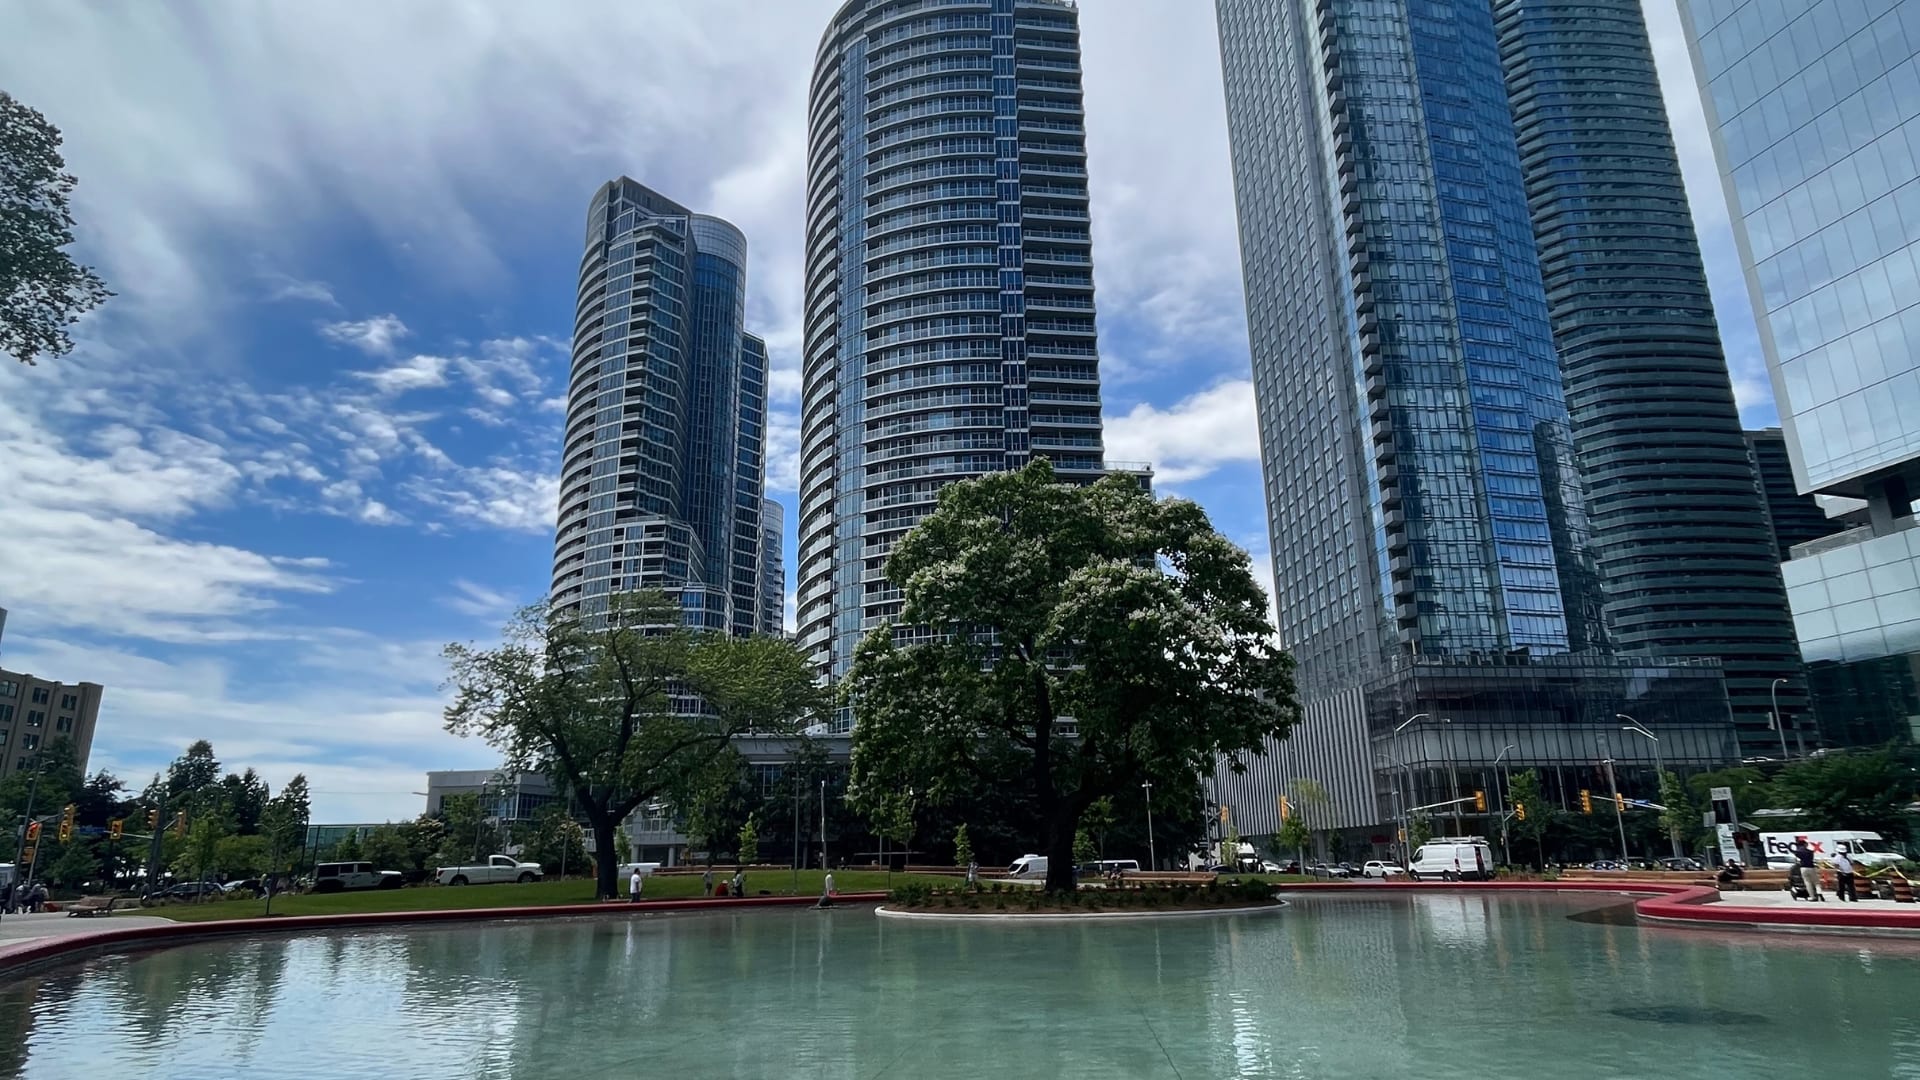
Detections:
874,901,1285,922
1274,880,1920,938
0,892,887,977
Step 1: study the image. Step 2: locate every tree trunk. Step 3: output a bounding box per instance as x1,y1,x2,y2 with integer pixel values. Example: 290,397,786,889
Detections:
592,816,620,900
1044,814,1078,894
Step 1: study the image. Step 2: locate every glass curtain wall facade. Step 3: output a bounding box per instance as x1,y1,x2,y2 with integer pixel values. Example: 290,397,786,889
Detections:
1680,0,1920,746
554,178,780,635
1218,0,1604,681
1495,0,1807,758
1745,428,1846,558
800,0,1106,683
1216,0,1739,840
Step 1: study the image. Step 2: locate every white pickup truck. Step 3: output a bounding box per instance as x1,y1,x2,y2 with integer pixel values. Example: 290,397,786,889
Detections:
435,854,544,886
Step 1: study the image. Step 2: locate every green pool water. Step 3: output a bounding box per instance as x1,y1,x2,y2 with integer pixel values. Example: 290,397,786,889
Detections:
5,893,1919,1078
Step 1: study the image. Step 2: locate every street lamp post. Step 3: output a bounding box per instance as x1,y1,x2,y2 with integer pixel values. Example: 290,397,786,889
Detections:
1770,678,1790,761
1619,714,1678,858
1393,713,1428,864
1141,781,1156,871
1599,735,1629,863
1442,717,1463,834
1492,743,1516,865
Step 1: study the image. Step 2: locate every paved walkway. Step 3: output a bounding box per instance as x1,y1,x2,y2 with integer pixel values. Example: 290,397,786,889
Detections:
1709,890,1911,912
0,911,175,949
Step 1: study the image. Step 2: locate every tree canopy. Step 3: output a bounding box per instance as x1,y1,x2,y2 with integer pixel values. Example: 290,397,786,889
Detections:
844,461,1300,891
1,92,112,365
443,591,823,897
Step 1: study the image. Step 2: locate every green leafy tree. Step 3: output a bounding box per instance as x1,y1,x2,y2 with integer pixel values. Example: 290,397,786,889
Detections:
1277,816,1311,870
360,825,411,871
258,774,310,874
682,752,753,864
0,741,84,860
330,832,364,862
432,793,488,866
845,461,1300,893
1292,778,1330,861
512,807,588,877
1772,749,1916,838
737,814,761,866
398,815,447,874
1506,769,1550,867
1073,828,1097,866
172,816,228,893
1656,771,1699,857
1409,812,1434,851
952,823,975,868
1685,766,1773,821
213,834,269,879
218,769,270,835
47,836,101,890
443,592,824,899
0,92,112,366
1081,797,1116,860
75,770,127,829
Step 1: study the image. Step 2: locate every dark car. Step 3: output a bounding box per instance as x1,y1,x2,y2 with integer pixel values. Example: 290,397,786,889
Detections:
1589,860,1628,871
1655,857,1705,872
155,881,226,900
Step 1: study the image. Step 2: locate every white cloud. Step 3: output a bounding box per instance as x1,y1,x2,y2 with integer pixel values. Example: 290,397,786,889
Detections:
320,313,410,356
351,352,451,394
1105,379,1261,485
405,463,557,534
261,271,338,306
443,579,523,620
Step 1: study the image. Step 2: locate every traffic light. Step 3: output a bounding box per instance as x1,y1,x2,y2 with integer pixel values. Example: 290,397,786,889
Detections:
58,803,77,843
1279,796,1291,822
110,819,124,840
1580,790,1593,814
24,821,41,843
147,808,160,830
1615,792,1626,813
1474,790,1487,813
1219,804,1230,823
171,811,188,837
1515,803,1527,822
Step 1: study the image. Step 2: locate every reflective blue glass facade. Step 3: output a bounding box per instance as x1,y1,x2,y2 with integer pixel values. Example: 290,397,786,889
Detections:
1683,0,1920,501
1219,0,1602,683
1498,0,1807,757
800,0,1105,680
554,178,779,634
1682,0,1920,747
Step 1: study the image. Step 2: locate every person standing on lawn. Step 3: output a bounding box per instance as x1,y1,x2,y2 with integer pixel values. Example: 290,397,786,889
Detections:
703,866,714,897
629,865,644,903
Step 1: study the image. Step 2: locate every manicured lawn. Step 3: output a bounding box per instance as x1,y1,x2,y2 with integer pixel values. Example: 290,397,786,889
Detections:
147,869,963,923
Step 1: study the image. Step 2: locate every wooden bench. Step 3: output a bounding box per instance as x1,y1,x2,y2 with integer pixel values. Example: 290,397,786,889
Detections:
64,895,117,918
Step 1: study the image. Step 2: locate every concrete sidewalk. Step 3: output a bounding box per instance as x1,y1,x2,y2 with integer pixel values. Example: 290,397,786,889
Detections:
1711,890,1914,912
0,910,175,949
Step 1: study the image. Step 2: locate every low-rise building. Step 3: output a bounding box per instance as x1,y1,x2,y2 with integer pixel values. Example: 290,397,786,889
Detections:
0,667,103,778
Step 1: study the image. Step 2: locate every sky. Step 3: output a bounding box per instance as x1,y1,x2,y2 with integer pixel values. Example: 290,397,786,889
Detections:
0,1,1776,823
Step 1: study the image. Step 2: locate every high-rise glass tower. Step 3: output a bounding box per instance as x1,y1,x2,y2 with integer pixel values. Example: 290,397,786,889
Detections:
1496,0,1807,756
1680,0,1920,747
799,0,1106,680
553,178,782,635
1212,0,1738,844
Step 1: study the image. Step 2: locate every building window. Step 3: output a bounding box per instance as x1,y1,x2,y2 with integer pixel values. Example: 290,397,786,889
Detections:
0,703,11,722
0,680,15,697
21,734,38,751
26,710,43,727
30,686,48,704
59,693,76,710
56,716,72,733
0,730,8,746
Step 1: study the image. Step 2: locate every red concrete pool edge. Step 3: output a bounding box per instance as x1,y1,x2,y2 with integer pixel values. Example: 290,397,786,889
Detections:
0,892,888,976
1274,879,1920,937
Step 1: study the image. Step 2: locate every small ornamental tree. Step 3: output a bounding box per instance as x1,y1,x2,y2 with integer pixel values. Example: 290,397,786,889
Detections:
444,592,823,899
1277,816,1311,872
1508,769,1549,867
845,461,1301,893
737,815,760,866
952,823,974,868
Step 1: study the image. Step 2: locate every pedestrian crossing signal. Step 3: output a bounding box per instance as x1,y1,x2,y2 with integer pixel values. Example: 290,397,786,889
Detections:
110,819,124,840
1580,790,1593,814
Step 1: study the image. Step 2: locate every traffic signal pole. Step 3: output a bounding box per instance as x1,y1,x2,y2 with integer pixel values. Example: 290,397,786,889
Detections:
1603,756,1629,863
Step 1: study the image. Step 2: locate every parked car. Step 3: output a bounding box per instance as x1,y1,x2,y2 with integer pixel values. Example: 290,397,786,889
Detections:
434,855,543,887
1362,861,1406,878
1589,860,1629,871
222,878,265,895
156,881,226,900
1306,863,1352,878
313,861,405,893
1655,857,1705,872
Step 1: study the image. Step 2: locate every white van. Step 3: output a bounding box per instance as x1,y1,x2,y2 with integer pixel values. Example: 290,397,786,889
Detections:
1006,854,1048,880
1407,838,1495,881
1760,831,1905,870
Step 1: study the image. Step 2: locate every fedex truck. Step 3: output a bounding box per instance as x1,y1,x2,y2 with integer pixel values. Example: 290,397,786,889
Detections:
1760,831,1905,870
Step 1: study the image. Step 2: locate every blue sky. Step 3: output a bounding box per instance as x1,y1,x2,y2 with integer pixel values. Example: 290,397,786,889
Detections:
0,1,1775,822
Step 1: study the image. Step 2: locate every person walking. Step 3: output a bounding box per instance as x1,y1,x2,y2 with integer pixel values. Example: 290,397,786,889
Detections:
629,865,644,903
732,869,746,899
1834,849,1857,903
1792,837,1823,902
702,866,714,898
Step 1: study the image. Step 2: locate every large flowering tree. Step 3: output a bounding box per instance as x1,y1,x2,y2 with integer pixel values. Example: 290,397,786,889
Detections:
845,461,1300,893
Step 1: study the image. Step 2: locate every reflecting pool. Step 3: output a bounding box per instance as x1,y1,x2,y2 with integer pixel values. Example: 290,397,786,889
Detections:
5,893,1920,1078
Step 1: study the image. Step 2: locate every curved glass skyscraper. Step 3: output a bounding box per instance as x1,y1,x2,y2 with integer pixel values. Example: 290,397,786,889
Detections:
1497,0,1806,754
799,0,1106,680
553,178,782,635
